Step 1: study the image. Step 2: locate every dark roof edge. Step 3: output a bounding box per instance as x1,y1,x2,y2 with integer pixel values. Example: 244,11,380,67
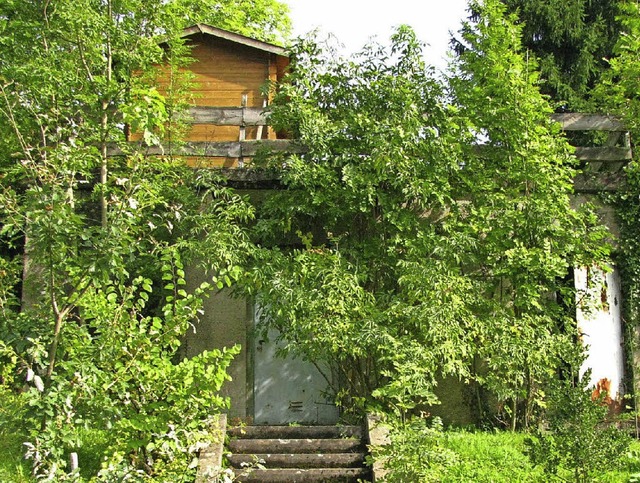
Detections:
181,24,288,57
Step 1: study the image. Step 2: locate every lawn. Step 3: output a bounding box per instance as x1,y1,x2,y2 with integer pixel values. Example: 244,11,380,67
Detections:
377,421,640,483
0,431,31,483
2,424,640,482
435,430,640,482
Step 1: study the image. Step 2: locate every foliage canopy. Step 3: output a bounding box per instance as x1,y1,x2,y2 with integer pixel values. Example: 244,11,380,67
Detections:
0,0,628,479
0,0,288,479
483,0,621,110
252,0,609,426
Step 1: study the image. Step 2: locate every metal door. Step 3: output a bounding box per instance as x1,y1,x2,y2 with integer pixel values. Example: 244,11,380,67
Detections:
252,307,339,425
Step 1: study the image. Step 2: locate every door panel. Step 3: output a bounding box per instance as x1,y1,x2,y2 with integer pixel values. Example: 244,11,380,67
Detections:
253,310,339,425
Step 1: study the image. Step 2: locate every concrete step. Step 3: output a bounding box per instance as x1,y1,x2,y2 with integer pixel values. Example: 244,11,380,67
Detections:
228,452,366,468
226,424,372,482
227,425,363,440
233,467,370,483
228,438,364,454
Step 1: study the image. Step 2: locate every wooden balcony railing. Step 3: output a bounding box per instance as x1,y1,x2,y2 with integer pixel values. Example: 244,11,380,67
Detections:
112,111,632,191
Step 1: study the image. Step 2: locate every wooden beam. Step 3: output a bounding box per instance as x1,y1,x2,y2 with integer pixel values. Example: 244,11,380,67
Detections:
116,139,631,161
551,113,625,131
187,106,268,126
107,140,303,158
184,111,626,131
469,144,631,164
182,109,630,130
574,146,632,162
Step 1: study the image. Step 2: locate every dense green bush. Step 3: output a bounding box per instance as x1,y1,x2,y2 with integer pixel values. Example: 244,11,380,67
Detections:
526,373,631,483
374,416,640,482
254,0,608,426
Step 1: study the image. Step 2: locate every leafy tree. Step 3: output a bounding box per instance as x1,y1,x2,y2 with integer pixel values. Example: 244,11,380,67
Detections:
597,2,640,133
184,0,291,43
449,0,610,428
251,29,462,417
251,0,608,425
596,2,640,398
0,0,288,478
471,0,621,110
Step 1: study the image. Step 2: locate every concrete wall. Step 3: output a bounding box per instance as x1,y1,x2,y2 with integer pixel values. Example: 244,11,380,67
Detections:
426,376,476,426
184,267,252,419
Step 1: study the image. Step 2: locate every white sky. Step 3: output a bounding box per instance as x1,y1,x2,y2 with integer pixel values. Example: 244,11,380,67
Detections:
283,0,470,69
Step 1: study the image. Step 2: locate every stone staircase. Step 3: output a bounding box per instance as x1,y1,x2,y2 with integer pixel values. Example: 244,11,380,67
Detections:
226,425,372,482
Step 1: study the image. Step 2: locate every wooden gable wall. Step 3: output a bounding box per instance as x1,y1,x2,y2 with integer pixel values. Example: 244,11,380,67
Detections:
128,29,290,168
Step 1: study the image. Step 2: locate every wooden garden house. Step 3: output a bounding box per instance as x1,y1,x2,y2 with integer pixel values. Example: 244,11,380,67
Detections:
128,24,292,169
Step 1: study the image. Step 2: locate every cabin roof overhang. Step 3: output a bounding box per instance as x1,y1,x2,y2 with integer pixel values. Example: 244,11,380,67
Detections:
180,24,288,58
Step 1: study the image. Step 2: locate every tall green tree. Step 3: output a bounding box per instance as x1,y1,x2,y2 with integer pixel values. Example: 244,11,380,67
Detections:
252,28,463,417
595,2,640,397
0,0,288,478
251,0,608,425
450,0,610,427
472,0,621,110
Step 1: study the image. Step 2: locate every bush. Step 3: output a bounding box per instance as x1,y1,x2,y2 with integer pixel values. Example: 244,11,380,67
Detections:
376,417,545,482
526,373,631,483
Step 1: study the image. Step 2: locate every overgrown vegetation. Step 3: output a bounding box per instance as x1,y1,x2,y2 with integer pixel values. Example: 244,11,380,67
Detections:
591,1,640,403
1,0,639,480
375,417,546,482
253,0,608,428
526,372,631,482
0,0,288,479
375,414,640,482
487,0,622,110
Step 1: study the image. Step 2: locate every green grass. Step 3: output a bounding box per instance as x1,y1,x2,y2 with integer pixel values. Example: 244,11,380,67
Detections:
0,431,33,483
436,430,546,482
381,424,640,483
4,422,640,482
604,440,640,482
0,427,108,482
441,430,640,482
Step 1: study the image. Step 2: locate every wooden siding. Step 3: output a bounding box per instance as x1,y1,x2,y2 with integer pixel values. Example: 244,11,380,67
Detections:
187,125,265,142
130,32,289,167
187,38,270,107
188,106,267,125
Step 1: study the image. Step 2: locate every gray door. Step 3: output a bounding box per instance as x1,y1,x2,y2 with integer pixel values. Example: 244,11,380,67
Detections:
252,307,339,425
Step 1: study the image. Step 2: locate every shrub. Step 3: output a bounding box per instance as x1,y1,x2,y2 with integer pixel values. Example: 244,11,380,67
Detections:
526,373,631,482
375,416,545,482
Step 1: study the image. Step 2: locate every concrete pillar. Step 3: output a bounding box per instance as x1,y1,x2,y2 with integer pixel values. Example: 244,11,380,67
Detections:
575,265,625,409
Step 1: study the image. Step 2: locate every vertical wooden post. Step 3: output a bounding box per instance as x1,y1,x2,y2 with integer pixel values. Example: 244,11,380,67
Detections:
256,99,267,140
267,55,278,140
69,452,78,471
238,95,248,168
